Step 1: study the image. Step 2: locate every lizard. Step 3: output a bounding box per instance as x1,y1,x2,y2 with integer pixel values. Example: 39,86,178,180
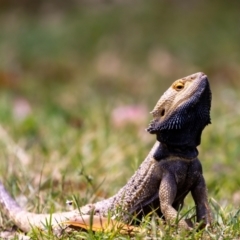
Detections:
0,72,212,234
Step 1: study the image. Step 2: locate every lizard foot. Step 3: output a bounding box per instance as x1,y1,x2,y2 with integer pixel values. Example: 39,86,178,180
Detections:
184,218,194,229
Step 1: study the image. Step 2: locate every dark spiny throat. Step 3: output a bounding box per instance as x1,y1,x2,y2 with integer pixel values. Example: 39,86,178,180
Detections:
153,143,198,161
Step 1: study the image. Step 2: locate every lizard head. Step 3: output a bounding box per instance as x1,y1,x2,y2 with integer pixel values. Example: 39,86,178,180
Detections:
147,72,211,147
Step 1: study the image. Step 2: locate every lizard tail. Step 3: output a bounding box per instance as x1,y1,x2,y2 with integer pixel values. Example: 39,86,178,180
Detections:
0,181,81,232
0,181,139,235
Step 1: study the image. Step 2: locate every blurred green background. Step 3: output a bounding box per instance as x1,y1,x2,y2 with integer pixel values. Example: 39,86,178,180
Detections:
0,0,240,211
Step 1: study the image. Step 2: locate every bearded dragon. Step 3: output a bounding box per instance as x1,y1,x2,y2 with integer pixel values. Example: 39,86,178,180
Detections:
0,72,212,234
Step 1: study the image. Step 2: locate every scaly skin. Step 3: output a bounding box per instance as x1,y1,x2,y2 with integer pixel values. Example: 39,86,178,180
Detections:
0,72,212,233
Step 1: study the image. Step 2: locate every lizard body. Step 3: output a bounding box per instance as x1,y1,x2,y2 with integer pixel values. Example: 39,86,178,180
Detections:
0,72,212,233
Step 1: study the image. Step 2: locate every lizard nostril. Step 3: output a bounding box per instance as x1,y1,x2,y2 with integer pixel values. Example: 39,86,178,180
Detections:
161,109,165,117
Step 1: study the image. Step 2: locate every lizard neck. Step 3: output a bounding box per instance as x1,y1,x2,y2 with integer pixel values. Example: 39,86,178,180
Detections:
153,143,198,161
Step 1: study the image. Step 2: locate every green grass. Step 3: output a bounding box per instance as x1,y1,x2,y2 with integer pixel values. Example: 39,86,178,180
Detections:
1,82,240,239
0,1,240,239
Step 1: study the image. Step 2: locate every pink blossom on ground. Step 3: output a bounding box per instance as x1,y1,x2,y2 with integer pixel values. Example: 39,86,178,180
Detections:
13,97,32,121
111,105,148,128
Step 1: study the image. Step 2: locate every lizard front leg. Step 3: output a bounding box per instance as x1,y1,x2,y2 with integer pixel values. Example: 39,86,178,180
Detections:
191,174,212,228
159,173,191,230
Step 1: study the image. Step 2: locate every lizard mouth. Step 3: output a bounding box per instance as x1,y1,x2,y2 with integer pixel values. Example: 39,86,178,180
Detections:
147,107,166,134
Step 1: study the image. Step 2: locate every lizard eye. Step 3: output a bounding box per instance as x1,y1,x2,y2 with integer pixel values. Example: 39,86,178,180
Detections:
173,81,185,91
